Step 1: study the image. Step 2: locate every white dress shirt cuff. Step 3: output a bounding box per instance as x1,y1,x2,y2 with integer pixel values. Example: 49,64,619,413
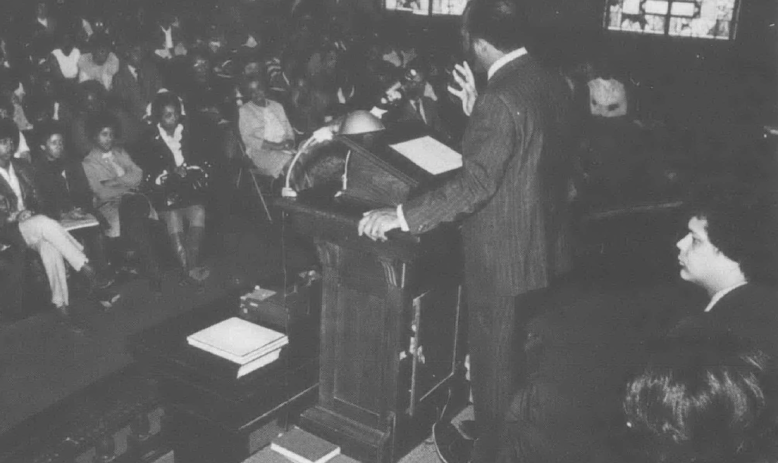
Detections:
396,205,409,232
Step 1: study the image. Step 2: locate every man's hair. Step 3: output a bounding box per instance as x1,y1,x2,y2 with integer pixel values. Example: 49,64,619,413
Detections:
86,111,121,140
686,181,778,285
462,0,528,53
0,119,19,147
624,333,778,463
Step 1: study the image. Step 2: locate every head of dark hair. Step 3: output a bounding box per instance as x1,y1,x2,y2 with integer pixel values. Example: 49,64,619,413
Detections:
0,118,19,147
624,333,778,463
151,91,182,122
685,181,778,285
89,32,112,52
34,120,66,146
86,111,121,141
462,0,528,53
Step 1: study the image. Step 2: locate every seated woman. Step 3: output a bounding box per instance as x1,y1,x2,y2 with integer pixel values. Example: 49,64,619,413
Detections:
140,92,210,284
0,119,108,331
238,74,296,179
82,113,162,292
623,333,778,463
31,121,112,278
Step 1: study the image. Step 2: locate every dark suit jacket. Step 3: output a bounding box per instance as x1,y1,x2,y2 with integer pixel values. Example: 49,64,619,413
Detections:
0,160,44,247
403,54,576,295
111,60,163,121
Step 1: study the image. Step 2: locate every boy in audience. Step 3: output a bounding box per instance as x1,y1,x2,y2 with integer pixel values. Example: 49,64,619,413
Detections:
672,181,778,355
77,33,120,90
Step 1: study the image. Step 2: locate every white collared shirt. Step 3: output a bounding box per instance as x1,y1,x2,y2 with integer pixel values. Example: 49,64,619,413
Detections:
161,26,174,50
704,281,748,312
158,124,185,167
0,163,25,211
487,47,527,81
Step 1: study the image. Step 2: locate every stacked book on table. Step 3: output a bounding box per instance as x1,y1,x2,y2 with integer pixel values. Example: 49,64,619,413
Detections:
243,427,358,463
187,317,288,378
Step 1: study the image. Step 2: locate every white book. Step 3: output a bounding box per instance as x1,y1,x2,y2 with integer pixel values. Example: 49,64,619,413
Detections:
189,337,287,364
187,317,287,361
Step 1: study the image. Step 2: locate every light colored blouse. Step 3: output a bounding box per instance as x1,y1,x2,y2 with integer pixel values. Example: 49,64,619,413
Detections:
238,100,295,178
52,48,81,79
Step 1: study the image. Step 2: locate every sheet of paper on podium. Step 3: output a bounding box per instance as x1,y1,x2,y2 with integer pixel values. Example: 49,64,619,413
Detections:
390,136,462,175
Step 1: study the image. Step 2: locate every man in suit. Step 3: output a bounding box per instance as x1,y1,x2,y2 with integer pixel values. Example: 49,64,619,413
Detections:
382,61,451,143
112,41,163,122
358,0,577,460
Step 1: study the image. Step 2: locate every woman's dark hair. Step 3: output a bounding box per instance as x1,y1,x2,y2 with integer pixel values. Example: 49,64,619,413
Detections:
86,111,121,140
624,333,778,463
151,91,182,122
685,181,778,285
35,120,66,146
462,0,528,53
0,118,19,147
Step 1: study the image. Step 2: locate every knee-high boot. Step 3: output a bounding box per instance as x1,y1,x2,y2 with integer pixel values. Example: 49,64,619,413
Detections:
169,232,189,275
186,226,209,281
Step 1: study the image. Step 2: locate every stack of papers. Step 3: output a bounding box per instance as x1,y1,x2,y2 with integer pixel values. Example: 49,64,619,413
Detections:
187,317,288,378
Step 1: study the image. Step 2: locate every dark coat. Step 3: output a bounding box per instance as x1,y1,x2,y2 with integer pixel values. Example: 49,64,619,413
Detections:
403,54,577,296
0,160,45,247
31,153,94,218
138,123,207,211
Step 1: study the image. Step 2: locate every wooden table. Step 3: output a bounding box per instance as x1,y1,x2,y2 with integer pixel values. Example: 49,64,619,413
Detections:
127,287,320,463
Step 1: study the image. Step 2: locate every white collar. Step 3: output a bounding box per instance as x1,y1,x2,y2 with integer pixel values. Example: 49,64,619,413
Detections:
487,47,527,81
704,281,748,312
158,124,183,142
128,64,137,73
0,162,14,177
38,17,48,27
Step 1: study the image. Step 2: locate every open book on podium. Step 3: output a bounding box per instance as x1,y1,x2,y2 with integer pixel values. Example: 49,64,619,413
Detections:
337,122,462,208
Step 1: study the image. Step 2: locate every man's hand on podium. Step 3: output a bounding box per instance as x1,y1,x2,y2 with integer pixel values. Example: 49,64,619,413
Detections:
358,208,401,242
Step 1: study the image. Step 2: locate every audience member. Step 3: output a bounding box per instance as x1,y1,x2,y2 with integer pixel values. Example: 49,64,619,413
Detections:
111,40,163,121
623,333,778,463
31,121,111,272
82,113,162,292
140,92,210,284
671,181,778,355
70,80,143,157
48,28,81,83
77,33,119,90
238,74,295,178
0,97,31,161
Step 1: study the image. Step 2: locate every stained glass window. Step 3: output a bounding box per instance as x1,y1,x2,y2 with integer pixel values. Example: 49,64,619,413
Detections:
605,0,739,39
385,0,469,16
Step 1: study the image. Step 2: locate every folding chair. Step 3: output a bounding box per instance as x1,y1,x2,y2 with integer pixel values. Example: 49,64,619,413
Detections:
233,129,275,223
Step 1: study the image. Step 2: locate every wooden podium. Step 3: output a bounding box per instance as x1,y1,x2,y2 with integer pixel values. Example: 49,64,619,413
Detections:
276,124,467,463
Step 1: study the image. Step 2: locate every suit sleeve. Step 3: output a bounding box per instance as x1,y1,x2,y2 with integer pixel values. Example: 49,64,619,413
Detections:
402,92,519,234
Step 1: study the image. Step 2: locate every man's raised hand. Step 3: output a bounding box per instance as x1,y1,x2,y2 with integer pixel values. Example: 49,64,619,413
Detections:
447,61,478,116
